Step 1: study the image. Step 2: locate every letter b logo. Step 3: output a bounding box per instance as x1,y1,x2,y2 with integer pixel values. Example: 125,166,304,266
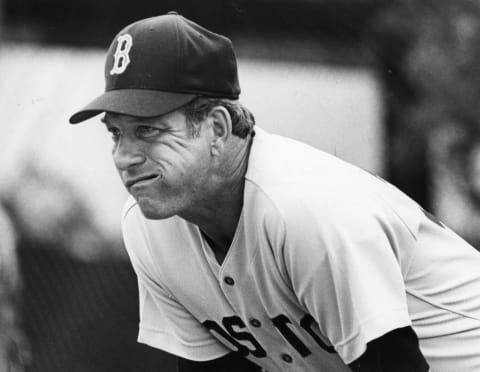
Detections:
110,34,133,75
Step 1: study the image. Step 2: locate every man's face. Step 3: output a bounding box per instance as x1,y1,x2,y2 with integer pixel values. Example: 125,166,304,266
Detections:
103,109,214,220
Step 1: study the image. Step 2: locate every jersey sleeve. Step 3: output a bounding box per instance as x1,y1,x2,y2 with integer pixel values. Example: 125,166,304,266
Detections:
121,198,230,361
136,278,230,361
279,193,414,364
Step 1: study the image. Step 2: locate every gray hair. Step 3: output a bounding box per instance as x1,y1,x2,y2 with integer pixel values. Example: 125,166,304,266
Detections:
183,97,255,138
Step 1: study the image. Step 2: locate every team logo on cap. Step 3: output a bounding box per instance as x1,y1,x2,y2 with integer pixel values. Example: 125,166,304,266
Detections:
110,34,133,75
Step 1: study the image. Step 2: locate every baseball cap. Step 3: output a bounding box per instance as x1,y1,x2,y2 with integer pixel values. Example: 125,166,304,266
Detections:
69,12,240,124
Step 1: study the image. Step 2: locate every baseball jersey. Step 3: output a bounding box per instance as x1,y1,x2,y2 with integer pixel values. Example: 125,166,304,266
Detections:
122,127,480,371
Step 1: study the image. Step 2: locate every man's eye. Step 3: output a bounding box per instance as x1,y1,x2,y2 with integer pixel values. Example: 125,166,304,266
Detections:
137,126,161,138
107,127,121,142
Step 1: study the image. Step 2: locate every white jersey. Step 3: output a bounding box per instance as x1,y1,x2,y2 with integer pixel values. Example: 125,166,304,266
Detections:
122,127,480,371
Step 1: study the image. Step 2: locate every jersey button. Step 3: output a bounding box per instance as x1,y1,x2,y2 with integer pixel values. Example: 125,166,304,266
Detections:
224,276,235,286
249,318,261,328
281,353,293,363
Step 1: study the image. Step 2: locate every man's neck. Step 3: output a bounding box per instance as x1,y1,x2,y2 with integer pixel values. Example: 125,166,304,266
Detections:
180,133,253,264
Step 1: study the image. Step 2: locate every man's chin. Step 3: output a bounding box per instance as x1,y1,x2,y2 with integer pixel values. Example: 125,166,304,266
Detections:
140,209,168,220
134,198,175,220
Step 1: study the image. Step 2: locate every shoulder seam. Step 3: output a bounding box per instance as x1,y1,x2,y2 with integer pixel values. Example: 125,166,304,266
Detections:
122,197,139,220
407,288,480,322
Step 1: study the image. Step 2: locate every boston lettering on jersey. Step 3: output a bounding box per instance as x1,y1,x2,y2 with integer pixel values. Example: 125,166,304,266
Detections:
203,313,336,359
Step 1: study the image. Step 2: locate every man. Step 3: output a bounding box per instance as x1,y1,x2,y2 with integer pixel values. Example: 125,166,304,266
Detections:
69,12,480,371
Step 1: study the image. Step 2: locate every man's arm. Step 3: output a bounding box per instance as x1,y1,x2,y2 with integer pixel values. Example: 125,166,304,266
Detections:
177,353,261,372
348,326,429,372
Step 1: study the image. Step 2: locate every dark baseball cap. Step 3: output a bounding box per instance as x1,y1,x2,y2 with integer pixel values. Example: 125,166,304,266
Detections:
69,12,240,124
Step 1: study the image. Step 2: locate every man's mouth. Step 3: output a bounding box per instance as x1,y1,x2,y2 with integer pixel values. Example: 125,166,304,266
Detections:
125,174,159,188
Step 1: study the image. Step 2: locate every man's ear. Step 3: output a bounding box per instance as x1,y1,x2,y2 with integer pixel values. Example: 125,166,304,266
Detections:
209,106,232,155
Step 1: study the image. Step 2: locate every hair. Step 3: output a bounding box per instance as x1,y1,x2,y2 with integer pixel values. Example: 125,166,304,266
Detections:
182,97,255,138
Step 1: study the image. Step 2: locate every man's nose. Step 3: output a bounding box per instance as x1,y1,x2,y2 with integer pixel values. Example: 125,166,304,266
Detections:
113,137,146,170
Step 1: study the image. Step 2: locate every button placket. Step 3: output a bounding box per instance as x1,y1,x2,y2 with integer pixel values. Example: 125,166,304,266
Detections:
219,273,240,311
223,276,235,286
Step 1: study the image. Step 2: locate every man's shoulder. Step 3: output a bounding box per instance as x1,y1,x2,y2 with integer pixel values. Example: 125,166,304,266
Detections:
120,196,182,237
246,128,372,213
248,127,363,190
122,195,139,220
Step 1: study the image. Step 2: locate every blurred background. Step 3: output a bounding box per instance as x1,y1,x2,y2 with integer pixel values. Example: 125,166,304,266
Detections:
1,0,480,371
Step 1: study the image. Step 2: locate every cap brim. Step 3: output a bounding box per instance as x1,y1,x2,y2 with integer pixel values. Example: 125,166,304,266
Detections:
69,89,197,124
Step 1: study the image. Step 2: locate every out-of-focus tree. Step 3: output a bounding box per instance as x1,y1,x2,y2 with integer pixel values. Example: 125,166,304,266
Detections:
369,0,480,246
0,204,31,372
2,163,176,372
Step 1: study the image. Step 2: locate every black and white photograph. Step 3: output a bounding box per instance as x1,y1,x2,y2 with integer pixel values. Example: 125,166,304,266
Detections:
1,1,480,371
